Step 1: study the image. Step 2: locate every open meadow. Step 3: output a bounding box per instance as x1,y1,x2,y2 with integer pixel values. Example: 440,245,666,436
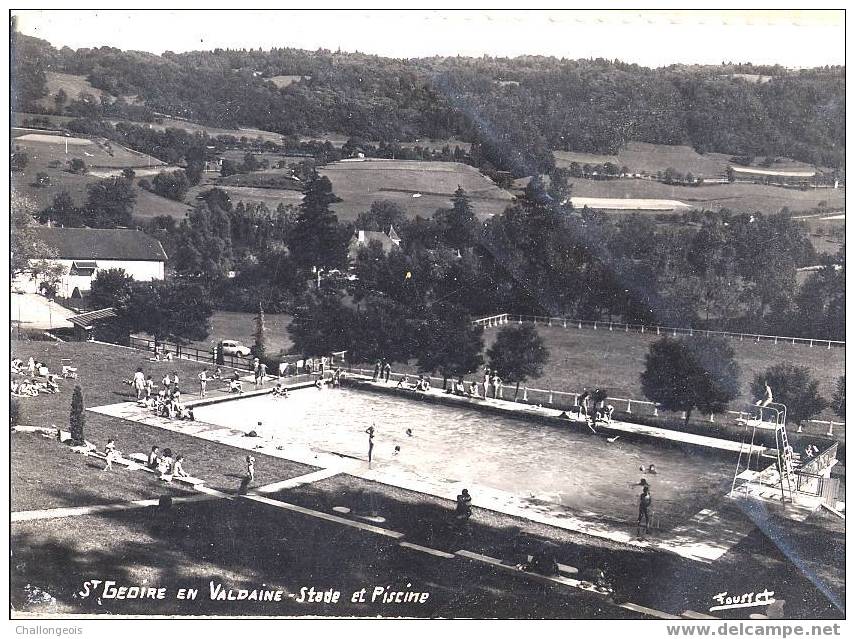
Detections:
319,159,515,220
482,323,845,427
570,177,843,215
10,132,191,221
35,71,108,110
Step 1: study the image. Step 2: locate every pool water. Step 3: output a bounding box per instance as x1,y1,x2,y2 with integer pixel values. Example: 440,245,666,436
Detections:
193,388,734,523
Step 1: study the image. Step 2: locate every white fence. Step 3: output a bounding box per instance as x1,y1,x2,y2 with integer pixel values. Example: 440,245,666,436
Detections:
348,367,844,437
473,313,845,349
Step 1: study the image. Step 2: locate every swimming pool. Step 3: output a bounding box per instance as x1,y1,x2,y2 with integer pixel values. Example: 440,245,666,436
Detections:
192,388,735,523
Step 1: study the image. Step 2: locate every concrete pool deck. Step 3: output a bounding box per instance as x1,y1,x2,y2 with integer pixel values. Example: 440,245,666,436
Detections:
87,377,787,564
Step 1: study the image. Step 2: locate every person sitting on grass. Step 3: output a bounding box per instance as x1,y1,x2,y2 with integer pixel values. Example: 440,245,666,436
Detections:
396,375,410,389
157,448,174,479
455,489,473,522
172,455,189,479
213,367,222,379
147,446,160,470
229,377,243,394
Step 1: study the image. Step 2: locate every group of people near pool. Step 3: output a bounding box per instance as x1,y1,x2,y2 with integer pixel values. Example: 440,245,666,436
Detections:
100,438,191,482
11,357,62,396
131,367,196,421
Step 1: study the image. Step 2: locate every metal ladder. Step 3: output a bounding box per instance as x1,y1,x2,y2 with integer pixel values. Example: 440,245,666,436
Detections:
776,422,795,504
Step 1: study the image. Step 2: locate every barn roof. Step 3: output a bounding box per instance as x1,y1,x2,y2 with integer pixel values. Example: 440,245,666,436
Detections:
28,227,168,262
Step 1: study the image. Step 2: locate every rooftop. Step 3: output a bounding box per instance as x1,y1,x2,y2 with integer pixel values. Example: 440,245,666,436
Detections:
27,227,168,262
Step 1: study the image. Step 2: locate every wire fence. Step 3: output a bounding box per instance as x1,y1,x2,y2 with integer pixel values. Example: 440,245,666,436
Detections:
346,367,845,437
473,313,845,350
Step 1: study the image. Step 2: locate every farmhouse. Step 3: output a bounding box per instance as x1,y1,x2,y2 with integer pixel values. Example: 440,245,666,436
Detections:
13,227,168,298
348,226,402,262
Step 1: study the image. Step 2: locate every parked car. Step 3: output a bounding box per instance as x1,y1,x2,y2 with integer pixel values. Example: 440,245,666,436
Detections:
220,340,251,357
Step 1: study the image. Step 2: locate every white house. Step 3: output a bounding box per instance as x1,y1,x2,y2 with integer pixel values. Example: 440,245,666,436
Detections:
13,227,168,298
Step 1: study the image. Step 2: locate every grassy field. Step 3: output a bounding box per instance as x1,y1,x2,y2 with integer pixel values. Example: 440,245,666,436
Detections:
11,131,191,221
142,310,294,357
482,324,845,427
36,72,107,110
266,74,309,88
554,142,733,177
554,142,820,179
319,159,515,221
570,178,844,215
796,212,846,255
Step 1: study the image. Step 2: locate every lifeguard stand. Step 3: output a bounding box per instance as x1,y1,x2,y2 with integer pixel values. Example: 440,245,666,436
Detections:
730,401,794,505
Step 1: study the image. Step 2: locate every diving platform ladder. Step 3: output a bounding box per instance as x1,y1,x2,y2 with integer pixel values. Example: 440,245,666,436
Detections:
730,402,793,505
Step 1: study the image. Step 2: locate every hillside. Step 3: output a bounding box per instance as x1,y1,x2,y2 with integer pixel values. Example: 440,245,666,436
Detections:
11,30,845,176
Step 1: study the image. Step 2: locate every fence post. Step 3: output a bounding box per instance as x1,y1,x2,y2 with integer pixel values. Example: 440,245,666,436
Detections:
656,326,660,335
774,337,778,345
625,324,628,332
626,399,632,414
578,321,582,329
827,422,834,437
548,390,553,404
810,339,814,348
609,322,613,331
548,318,552,327
827,341,832,349
682,411,687,420
740,334,744,341
641,325,644,334
573,394,578,406
522,386,528,402
563,319,567,328
653,406,658,416
594,322,597,330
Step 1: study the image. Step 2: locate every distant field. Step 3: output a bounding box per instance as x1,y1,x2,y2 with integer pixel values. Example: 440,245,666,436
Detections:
396,138,473,152
482,323,845,425
554,142,733,177
570,196,689,211
36,72,106,110
319,159,515,220
266,74,309,88
211,185,304,210
10,133,189,221
795,212,846,256
571,178,844,215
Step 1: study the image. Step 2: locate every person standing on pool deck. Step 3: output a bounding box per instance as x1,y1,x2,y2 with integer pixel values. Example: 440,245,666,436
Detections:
246,455,255,482
372,360,381,382
259,361,268,386
198,368,209,398
365,425,375,465
637,485,652,537
383,361,392,383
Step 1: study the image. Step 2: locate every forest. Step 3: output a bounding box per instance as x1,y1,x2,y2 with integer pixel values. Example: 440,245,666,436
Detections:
11,29,846,177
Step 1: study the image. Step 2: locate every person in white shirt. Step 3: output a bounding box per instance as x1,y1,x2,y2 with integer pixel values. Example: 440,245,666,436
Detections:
133,367,146,400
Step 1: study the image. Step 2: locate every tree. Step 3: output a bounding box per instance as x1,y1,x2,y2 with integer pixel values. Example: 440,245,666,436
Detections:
751,364,825,432
439,186,477,249
37,191,84,227
640,336,740,424
69,158,87,174
416,304,484,387
172,203,233,279
252,302,267,360
287,173,348,272
125,280,213,345
11,197,62,281
486,324,549,400
11,150,29,172
152,169,190,201
90,268,136,308
831,375,845,420
70,385,85,445
288,291,357,358
84,177,136,227
354,200,406,232
54,87,68,111
122,167,136,180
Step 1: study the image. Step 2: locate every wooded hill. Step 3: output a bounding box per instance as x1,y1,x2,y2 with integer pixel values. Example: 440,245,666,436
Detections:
12,29,845,177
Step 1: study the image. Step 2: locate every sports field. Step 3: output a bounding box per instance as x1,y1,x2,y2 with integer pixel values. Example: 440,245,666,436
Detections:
483,323,845,428
319,159,515,220
570,177,844,215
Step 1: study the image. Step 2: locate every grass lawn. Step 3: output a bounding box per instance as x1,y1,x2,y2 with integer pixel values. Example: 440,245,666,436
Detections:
480,324,845,429
155,310,293,357
319,159,515,221
10,498,640,618
10,133,191,221
570,178,844,215
11,338,315,510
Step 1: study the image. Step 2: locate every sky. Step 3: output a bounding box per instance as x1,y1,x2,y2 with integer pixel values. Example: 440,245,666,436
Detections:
12,8,846,68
